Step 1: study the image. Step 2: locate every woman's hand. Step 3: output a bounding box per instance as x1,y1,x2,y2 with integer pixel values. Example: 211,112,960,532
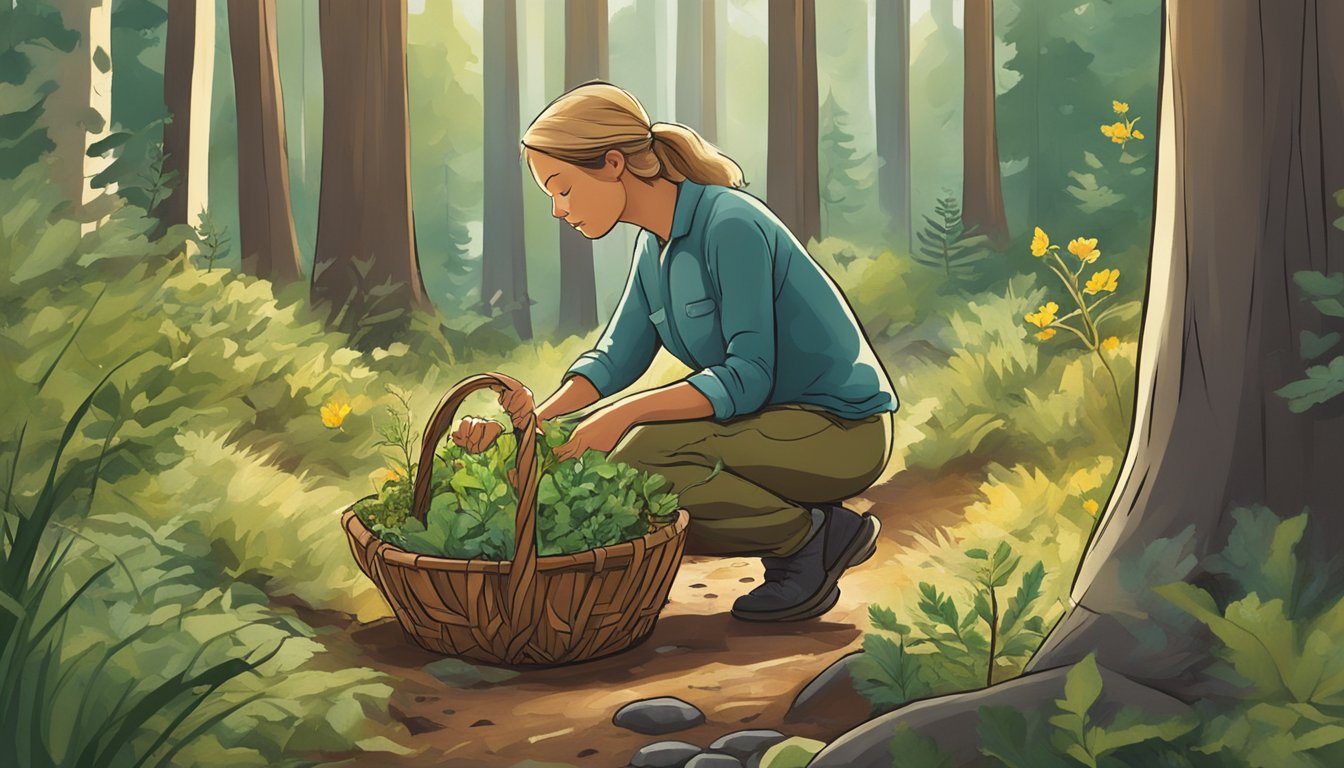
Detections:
451,416,504,454
489,382,545,437
553,408,633,462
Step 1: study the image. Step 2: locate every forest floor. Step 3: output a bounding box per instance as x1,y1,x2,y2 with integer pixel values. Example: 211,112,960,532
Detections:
302,462,984,768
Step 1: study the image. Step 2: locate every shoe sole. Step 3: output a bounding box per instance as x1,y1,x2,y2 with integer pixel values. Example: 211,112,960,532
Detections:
732,585,841,623
730,513,881,623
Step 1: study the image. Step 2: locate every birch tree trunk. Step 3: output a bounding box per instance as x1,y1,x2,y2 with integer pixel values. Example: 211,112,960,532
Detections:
811,2,1344,762
767,0,821,247
228,0,302,284
676,0,717,142
48,0,114,233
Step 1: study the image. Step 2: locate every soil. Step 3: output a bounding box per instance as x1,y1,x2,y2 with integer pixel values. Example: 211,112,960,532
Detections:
305,463,984,768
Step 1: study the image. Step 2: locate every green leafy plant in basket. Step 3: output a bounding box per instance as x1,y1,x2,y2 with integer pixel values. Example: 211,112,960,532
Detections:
353,404,706,560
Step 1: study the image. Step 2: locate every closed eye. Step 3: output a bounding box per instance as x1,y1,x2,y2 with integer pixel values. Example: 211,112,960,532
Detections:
560,188,571,197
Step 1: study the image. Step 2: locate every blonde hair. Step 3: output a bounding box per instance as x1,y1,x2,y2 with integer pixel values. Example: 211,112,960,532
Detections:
521,81,746,188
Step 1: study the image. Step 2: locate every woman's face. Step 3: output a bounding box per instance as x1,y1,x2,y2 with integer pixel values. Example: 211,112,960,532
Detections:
525,147,626,239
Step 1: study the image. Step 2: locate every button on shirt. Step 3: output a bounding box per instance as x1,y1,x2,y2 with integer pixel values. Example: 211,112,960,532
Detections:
564,179,900,422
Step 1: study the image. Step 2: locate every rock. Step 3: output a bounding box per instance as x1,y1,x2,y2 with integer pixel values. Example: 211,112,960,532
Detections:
422,657,519,687
614,696,706,735
706,730,787,763
629,740,703,768
685,754,743,768
755,737,827,768
784,651,871,730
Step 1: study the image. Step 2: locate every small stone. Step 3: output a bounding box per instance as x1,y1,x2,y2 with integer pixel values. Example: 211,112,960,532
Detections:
689,583,707,588
613,697,706,735
785,651,871,731
739,577,755,583
704,593,718,599
755,737,826,768
629,741,702,768
471,718,493,727
686,754,743,768
576,748,598,758
707,730,787,763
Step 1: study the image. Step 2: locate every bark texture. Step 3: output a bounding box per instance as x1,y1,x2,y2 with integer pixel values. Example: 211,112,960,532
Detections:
312,0,429,335
555,0,606,338
767,0,822,247
875,0,911,248
961,0,1010,249
483,0,533,340
159,0,196,231
48,0,113,230
228,0,301,284
810,1,1344,763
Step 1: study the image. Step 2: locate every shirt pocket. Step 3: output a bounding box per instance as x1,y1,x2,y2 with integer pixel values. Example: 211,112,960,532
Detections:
648,306,669,332
684,297,717,318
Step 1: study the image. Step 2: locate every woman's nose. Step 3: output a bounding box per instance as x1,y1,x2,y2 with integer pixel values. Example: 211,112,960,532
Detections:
551,198,568,219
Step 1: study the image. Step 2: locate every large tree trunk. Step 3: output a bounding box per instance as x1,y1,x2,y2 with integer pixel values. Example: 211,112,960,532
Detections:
159,0,214,238
810,2,1344,763
48,0,114,233
228,0,301,284
483,0,533,341
676,0,717,142
874,0,911,249
312,1,429,337
961,0,1010,249
767,0,821,247
555,0,606,339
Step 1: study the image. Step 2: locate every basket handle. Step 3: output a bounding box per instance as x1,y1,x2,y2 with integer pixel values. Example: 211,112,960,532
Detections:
411,372,541,630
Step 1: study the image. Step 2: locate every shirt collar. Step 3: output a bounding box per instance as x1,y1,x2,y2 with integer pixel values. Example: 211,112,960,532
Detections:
668,178,706,242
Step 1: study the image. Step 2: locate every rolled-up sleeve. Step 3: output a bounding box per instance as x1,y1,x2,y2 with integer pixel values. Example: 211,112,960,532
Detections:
686,217,776,420
564,253,660,398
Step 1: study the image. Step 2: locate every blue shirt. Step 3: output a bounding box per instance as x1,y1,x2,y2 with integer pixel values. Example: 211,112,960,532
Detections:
564,178,899,422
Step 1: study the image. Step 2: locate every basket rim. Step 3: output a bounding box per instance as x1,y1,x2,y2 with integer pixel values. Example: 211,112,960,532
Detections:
341,502,689,575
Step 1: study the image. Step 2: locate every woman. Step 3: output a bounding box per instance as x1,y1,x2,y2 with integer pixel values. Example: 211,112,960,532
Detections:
452,82,899,622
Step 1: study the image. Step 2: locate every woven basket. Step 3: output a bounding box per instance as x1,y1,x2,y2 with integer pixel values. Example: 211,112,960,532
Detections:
341,371,689,666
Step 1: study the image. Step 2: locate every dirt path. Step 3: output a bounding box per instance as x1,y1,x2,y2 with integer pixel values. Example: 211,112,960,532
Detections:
306,465,983,767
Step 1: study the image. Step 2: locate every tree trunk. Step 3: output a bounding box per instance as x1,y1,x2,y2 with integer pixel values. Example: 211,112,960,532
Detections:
312,0,429,337
48,0,114,233
810,2,1344,763
961,0,1010,249
555,0,606,339
160,0,214,238
767,0,821,247
228,0,302,285
676,0,717,142
874,0,911,249
484,0,533,340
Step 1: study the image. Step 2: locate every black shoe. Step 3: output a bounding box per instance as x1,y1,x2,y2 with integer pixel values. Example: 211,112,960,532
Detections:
731,506,880,622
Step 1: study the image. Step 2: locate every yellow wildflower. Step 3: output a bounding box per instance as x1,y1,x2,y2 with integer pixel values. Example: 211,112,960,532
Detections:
1025,301,1059,328
1102,336,1120,351
1084,268,1120,294
1069,237,1101,263
1035,328,1057,341
1031,227,1051,257
321,401,352,429
370,467,404,487
1112,101,1129,115
1083,499,1100,516
1131,129,1145,140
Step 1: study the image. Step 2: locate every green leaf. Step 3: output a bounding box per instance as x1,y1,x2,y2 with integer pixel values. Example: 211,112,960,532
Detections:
965,548,989,560
887,724,955,768
86,131,132,157
1057,653,1104,719
1274,356,1344,412
1292,270,1344,299
868,604,907,634
1300,330,1341,360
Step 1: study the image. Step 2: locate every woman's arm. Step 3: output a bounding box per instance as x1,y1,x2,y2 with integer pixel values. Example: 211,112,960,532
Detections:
535,374,602,422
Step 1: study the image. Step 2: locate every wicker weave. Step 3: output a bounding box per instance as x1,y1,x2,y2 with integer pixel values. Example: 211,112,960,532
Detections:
341,372,689,665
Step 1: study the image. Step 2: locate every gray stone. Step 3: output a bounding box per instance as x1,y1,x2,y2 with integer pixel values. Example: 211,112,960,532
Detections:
706,729,787,762
785,651,871,730
685,754,743,768
629,740,703,768
809,664,1194,767
614,696,706,735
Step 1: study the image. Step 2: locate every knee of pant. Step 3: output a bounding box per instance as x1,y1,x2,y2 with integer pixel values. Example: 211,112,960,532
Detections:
608,423,684,469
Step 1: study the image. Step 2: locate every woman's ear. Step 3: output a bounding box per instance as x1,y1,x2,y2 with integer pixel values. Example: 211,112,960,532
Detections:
599,149,625,181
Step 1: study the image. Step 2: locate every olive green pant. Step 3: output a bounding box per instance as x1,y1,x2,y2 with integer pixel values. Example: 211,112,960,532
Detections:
608,404,894,558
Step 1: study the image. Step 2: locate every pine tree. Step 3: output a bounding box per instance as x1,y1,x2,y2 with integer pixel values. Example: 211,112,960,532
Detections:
818,91,869,238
